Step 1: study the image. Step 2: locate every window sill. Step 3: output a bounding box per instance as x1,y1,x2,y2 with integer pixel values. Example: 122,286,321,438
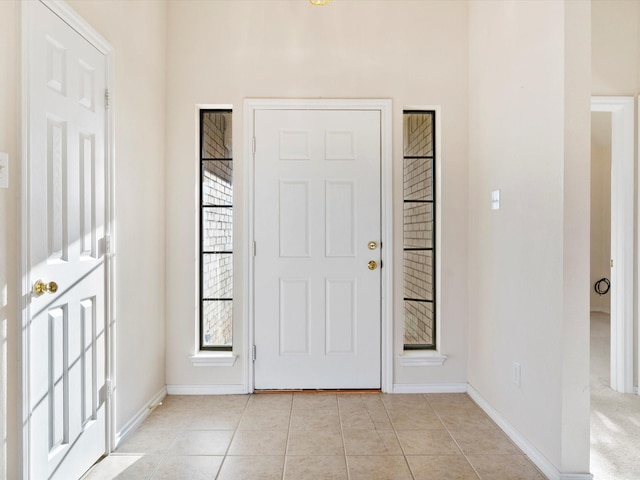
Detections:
190,352,237,367
398,351,447,367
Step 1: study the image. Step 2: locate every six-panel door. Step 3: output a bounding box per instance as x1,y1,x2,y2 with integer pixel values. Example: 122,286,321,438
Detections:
27,2,108,478
254,109,382,389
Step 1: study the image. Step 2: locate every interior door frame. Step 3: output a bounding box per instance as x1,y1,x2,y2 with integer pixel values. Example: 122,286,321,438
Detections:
590,96,634,394
19,1,115,478
244,99,393,393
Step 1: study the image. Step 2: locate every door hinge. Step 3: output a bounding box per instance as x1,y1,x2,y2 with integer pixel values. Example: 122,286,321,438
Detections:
252,137,256,154
105,234,113,258
106,379,112,399
252,345,257,361
611,259,614,268
105,89,110,109
252,241,256,257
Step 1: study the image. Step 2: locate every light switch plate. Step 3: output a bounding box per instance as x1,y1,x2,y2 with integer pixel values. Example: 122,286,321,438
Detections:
491,189,500,210
0,152,8,189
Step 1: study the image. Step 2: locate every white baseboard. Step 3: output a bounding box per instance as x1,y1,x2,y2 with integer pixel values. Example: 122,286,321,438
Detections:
467,385,593,480
114,386,167,449
392,382,467,394
166,384,249,395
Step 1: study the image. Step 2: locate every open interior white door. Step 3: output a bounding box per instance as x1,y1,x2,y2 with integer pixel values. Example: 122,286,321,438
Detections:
26,2,108,478
254,109,381,389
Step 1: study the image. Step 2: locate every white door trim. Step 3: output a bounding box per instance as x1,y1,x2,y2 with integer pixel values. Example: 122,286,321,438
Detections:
244,99,393,393
20,1,115,478
591,96,634,394
637,95,640,395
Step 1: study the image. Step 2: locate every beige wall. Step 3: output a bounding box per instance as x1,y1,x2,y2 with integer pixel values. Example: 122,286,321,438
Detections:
164,0,469,389
0,1,604,477
592,0,639,95
0,2,168,476
0,1,20,477
591,0,640,387
590,112,612,313
65,0,168,433
468,0,591,474
562,1,592,469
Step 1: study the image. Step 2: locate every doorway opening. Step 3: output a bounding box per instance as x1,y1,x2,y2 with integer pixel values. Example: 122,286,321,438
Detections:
590,96,634,394
589,96,639,479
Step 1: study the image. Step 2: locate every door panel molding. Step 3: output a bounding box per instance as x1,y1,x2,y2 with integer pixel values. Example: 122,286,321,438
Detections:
20,2,114,478
244,99,393,392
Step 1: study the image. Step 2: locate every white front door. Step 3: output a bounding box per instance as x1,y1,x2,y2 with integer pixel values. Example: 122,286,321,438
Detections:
254,109,381,389
26,2,108,478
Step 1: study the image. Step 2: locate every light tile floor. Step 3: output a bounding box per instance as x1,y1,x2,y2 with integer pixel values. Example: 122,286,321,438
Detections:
82,393,547,480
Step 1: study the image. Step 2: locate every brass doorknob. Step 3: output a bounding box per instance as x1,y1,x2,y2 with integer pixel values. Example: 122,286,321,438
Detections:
368,260,378,270
34,280,58,296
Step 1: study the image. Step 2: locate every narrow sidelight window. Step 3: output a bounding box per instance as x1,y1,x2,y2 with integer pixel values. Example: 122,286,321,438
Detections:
200,109,233,351
403,110,436,350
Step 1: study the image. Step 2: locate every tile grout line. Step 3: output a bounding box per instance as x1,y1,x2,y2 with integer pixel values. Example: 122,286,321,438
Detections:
422,393,546,479
281,393,294,480
145,397,189,480
337,392,351,480
422,393,482,480
214,394,251,480
380,394,417,480
89,392,553,480
145,395,207,480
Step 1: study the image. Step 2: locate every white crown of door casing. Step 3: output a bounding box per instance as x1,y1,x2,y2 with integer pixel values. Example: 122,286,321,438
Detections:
20,1,115,479
244,99,393,393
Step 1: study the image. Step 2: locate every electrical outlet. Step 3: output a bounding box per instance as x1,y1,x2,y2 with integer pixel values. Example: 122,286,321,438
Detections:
491,189,500,210
513,361,521,388
0,152,8,189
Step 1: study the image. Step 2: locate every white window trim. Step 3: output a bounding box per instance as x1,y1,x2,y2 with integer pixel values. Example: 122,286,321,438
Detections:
397,350,447,367
401,105,444,362
194,104,235,359
190,352,237,367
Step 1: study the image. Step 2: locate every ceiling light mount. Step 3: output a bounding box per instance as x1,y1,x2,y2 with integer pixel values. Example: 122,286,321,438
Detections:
310,0,332,5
